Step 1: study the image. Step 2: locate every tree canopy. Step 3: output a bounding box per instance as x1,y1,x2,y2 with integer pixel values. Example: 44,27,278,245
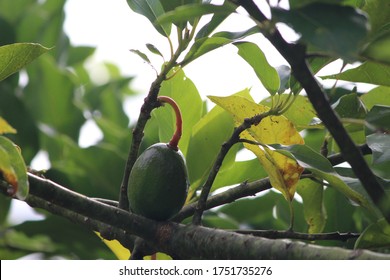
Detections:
1,0,390,260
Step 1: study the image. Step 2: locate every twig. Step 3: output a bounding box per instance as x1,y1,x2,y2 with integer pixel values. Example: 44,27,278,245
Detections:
175,177,272,222
327,143,371,166
192,114,268,225
232,0,390,222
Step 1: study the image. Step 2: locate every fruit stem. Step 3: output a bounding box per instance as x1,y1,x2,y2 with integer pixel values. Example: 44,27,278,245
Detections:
157,96,182,150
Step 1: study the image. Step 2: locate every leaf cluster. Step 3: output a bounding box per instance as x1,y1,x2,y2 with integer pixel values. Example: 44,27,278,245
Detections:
1,0,390,259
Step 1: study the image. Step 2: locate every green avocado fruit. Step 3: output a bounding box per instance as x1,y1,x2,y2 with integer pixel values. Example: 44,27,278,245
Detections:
128,143,189,221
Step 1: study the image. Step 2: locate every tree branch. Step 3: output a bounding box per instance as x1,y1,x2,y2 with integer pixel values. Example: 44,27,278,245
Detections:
2,174,388,259
176,177,272,222
192,113,269,225
232,0,390,222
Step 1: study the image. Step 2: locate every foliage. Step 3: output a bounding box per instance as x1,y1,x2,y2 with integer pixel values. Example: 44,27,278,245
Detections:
1,0,390,259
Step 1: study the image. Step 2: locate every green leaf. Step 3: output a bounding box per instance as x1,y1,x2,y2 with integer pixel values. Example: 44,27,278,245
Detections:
0,0,36,24
152,68,203,155
146,43,164,58
0,16,16,46
271,144,376,213
272,3,369,61
0,195,11,225
202,212,240,229
0,136,29,200
365,105,390,131
360,0,390,63
67,46,95,66
212,27,260,41
126,0,171,37
322,186,361,233
195,6,235,39
332,93,367,133
234,42,280,95
355,218,390,249
0,117,16,134
183,37,230,65
45,134,126,199
0,43,49,81
333,93,367,119
362,27,390,64
321,62,390,87
182,26,259,65
212,158,268,191
24,55,84,140
218,190,306,231
83,77,132,130
361,0,390,36
360,86,390,110
289,0,365,9
157,3,236,27
11,0,66,61
12,216,116,259
0,84,40,163
130,49,152,64
297,179,326,234
160,0,203,29
160,0,198,13
186,100,234,185
366,133,390,164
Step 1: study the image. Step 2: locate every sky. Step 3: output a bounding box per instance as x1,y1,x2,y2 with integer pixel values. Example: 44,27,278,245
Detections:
62,0,293,101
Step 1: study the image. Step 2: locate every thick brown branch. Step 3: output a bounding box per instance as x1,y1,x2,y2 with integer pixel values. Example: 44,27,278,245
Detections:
192,114,267,225
2,174,388,259
233,0,390,222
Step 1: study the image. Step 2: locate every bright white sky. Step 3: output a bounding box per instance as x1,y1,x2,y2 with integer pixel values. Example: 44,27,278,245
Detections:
60,0,302,152
63,0,292,104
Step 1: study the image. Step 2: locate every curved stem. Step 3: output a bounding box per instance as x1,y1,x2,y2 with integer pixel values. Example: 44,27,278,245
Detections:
157,96,183,150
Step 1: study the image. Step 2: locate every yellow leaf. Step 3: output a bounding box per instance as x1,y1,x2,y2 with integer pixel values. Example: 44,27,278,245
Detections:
208,94,304,145
241,131,303,201
95,232,172,260
208,93,304,200
0,117,17,134
96,232,130,260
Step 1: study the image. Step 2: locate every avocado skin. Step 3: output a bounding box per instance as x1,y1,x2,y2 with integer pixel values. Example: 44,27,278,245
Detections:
128,143,189,221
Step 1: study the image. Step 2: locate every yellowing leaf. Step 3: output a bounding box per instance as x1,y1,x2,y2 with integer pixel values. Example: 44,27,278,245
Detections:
0,136,29,199
0,117,17,134
96,232,172,260
208,94,304,145
208,93,304,201
241,130,303,201
96,232,130,260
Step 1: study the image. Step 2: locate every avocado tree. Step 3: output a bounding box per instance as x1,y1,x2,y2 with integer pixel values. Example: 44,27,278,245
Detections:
1,0,390,259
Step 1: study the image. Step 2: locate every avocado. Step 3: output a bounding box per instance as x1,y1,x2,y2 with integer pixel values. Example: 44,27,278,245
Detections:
128,143,189,221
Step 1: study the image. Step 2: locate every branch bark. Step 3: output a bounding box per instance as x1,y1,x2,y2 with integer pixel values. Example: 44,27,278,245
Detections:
231,0,390,222
2,174,389,259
